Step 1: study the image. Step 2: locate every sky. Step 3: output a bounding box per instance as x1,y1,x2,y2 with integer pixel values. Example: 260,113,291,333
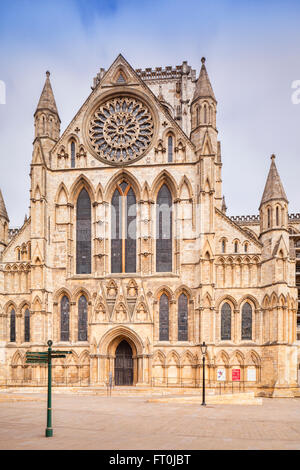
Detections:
0,0,299,227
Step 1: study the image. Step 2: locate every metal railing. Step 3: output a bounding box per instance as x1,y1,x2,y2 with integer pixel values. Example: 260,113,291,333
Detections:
0,377,91,388
150,377,248,393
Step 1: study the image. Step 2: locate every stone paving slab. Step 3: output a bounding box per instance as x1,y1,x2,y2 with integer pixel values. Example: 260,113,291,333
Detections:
148,392,262,405
0,394,300,450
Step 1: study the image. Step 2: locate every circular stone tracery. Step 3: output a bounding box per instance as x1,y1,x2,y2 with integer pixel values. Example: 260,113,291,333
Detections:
89,96,154,164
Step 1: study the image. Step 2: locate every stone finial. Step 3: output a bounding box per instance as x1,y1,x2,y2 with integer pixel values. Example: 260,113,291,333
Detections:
221,195,227,214
46,71,50,78
201,57,206,64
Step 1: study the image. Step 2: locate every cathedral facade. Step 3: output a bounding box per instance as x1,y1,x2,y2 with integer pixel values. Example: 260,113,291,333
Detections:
0,55,299,394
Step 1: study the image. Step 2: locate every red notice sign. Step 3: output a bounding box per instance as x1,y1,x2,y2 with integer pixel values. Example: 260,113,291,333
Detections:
232,369,240,381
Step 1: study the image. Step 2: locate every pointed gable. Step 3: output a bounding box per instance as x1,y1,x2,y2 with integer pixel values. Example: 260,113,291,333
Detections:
260,155,288,208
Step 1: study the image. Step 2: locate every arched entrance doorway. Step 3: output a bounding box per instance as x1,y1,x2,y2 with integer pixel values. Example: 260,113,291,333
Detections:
115,340,133,385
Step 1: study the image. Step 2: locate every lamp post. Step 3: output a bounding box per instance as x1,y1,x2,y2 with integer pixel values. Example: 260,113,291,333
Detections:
200,341,207,406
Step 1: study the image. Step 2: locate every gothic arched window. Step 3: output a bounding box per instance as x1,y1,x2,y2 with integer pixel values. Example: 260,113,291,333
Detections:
159,293,169,341
221,302,231,340
111,181,136,273
204,104,207,123
78,295,88,341
71,141,76,168
156,184,172,272
168,135,173,163
10,309,16,342
24,309,30,343
221,239,226,253
76,188,91,274
196,106,200,126
267,207,271,228
234,241,238,253
60,296,70,341
178,293,188,341
276,206,280,226
241,302,252,340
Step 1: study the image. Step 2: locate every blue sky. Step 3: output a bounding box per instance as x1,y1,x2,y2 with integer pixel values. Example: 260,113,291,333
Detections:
0,0,299,226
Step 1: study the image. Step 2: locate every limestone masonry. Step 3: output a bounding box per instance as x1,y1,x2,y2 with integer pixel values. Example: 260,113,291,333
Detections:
0,54,299,394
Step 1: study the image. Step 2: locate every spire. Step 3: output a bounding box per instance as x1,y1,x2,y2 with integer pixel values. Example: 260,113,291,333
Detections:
35,71,60,118
0,189,9,221
192,57,216,103
260,154,288,208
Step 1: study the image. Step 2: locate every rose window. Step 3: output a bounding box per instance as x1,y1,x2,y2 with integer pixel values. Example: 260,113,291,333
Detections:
89,96,154,164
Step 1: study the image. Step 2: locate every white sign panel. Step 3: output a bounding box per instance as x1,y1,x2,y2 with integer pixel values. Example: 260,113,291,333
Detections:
247,368,256,382
217,368,226,381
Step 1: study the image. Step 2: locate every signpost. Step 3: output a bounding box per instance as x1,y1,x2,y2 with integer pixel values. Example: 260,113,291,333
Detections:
25,340,72,437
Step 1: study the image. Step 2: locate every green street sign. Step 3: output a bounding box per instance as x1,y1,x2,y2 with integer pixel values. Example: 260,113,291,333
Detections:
25,340,72,438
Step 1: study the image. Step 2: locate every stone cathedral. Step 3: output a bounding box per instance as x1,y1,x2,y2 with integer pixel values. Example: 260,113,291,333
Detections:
0,55,299,395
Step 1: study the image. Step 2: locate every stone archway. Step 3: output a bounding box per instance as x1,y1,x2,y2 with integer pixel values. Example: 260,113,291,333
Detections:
96,326,148,386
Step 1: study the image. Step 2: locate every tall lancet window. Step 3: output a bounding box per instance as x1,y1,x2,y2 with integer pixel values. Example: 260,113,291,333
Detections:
60,296,70,342
276,206,280,226
241,302,252,340
168,135,173,163
10,309,16,342
221,303,231,340
178,293,188,341
111,181,136,273
78,295,88,341
204,104,207,124
71,141,76,168
24,309,30,343
76,188,91,274
156,184,172,272
159,293,169,341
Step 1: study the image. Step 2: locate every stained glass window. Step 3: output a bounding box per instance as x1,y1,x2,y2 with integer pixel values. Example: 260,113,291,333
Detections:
78,295,88,341
178,293,188,341
111,182,136,273
76,188,91,274
221,303,231,340
156,184,172,272
168,136,173,163
24,309,30,342
242,302,252,340
10,309,16,342
159,294,169,341
71,141,76,168
61,296,70,342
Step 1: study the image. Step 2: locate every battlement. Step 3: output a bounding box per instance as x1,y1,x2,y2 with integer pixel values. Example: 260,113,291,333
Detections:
8,228,19,239
135,61,196,81
289,213,300,221
230,213,300,224
230,215,260,223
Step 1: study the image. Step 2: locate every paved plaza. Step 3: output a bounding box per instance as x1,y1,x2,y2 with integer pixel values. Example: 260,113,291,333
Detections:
0,391,300,450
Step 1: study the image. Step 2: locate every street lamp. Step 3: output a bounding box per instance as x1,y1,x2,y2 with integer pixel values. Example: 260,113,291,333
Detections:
200,341,207,406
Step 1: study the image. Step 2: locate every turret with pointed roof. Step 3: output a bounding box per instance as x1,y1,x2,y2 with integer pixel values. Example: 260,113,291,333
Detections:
259,154,289,242
34,71,60,142
0,189,9,222
259,154,288,209
192,57,216,104
0,189,9,252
